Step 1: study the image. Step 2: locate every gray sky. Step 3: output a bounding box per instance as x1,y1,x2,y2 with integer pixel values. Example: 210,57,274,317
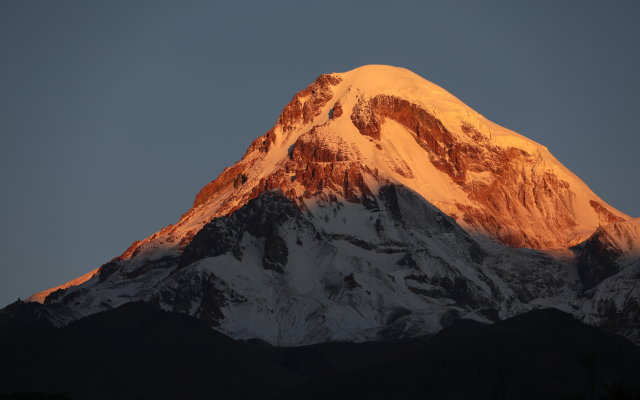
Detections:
1,1,639,307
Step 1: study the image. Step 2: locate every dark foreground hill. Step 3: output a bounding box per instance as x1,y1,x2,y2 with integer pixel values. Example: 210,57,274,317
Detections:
1,303,639,400
277,308,640,400
0,302,301,400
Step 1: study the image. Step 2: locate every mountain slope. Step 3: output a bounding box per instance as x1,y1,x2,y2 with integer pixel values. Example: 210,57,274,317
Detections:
577,217,640,286
22,65,637,345
575,218,640,343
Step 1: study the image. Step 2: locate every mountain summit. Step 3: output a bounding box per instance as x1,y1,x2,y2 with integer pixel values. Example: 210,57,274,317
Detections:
24,65,638,345
120,64,628,256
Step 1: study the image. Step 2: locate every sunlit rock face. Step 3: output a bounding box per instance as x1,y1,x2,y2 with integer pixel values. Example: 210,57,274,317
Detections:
24,65,638,345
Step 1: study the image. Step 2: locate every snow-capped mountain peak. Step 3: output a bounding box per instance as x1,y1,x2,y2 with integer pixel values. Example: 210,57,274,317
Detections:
113,64,627,265
23,65,638,346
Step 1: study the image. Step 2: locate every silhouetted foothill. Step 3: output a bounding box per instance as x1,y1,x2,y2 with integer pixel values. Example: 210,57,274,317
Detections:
277,309,640,400
0,394,76,400
3,305,639,400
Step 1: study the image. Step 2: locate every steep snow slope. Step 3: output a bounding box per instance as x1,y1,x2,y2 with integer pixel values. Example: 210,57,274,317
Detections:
23,65,637,345
30,187,576,345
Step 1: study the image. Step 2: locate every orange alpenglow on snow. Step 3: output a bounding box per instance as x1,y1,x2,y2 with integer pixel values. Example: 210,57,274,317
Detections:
129,65,628,254
27,268,99,303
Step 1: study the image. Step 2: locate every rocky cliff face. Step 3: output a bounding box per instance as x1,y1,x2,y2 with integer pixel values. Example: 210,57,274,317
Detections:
22,65,638,345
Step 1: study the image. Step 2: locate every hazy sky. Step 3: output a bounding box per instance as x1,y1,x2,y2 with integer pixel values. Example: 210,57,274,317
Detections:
1,1,639,307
